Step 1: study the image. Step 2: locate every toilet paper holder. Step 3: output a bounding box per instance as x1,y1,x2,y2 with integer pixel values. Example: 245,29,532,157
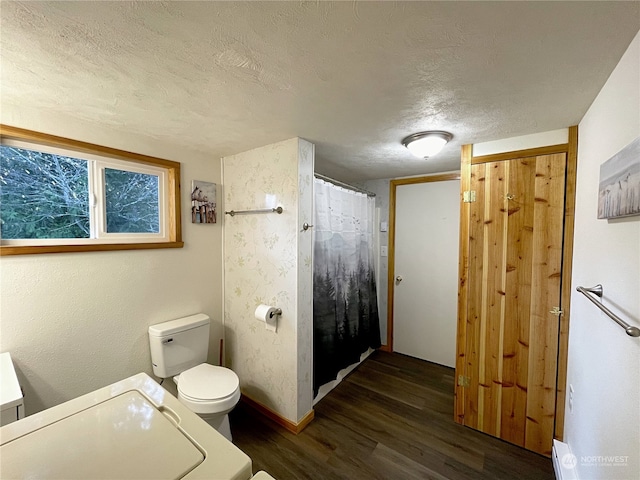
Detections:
254,304,283,332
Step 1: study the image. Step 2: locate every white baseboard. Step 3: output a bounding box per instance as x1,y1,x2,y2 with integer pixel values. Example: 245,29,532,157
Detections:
553,439,579,480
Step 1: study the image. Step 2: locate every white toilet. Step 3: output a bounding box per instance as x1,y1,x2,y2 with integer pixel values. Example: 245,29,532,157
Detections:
148,313,240,441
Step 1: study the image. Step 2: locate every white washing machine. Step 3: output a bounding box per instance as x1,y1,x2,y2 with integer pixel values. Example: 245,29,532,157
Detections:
0,352,24,426
0,372,253,480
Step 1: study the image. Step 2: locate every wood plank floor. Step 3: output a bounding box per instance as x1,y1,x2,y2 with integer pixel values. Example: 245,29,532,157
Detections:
230,351,554,480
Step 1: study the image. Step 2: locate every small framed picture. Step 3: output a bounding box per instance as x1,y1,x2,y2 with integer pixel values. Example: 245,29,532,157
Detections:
598,136,640,219
191,180,217,224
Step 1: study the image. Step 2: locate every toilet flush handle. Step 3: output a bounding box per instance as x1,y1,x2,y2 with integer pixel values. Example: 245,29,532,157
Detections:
162,338,174,345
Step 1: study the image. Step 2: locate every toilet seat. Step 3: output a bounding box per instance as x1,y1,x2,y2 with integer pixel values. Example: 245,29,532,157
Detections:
176,363,240,415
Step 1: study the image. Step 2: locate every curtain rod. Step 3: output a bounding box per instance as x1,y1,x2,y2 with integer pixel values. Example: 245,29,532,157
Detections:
314,173,376,197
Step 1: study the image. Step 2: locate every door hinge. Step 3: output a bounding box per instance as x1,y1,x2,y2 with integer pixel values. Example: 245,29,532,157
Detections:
458,375,470,387
550,306,563,317
463,190,476,203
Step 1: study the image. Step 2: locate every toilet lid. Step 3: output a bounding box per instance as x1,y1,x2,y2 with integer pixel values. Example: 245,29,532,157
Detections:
178,364,239,401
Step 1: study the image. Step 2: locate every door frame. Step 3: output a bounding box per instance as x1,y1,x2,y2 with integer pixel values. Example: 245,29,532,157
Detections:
454,126,578,441
382,172,461,353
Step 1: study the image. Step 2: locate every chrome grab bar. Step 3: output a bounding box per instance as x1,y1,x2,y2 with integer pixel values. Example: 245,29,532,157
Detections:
576,285,640,337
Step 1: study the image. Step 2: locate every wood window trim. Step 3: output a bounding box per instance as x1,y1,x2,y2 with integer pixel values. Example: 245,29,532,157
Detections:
0,125,183,256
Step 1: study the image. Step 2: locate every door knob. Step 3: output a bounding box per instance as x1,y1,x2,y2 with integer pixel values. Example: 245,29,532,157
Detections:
396,275,403,283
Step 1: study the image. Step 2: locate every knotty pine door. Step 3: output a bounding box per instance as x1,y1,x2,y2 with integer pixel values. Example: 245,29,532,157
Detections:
456,152,567,456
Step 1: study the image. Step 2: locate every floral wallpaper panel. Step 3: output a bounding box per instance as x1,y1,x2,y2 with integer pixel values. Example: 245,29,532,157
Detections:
223,138,313,423
296,139,314,420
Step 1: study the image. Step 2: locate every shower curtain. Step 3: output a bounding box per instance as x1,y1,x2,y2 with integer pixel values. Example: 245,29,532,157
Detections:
313,178,381,395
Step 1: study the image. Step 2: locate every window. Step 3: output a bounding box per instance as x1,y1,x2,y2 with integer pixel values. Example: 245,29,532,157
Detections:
0,125,182,255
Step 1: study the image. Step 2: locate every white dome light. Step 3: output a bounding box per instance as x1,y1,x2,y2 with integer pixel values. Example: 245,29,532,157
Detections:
402,131,453,159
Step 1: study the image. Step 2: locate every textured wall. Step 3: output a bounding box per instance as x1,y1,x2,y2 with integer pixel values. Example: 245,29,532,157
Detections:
564,31,640,479
222,138,313,423
0,109,223,416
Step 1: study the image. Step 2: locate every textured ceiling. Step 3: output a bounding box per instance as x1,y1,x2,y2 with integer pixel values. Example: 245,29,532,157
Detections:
1,1,639,181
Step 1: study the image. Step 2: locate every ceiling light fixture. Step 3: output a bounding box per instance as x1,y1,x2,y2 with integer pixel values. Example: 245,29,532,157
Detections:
402,131,453,159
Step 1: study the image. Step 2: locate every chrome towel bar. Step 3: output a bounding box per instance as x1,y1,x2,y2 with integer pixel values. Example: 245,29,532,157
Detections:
225,206,283,216
576,285,640,337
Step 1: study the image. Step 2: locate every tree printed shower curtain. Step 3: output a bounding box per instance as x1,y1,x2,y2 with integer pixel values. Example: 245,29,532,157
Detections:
313,178,381,395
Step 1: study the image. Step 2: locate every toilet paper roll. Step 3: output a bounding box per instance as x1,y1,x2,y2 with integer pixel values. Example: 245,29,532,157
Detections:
255,304,279,332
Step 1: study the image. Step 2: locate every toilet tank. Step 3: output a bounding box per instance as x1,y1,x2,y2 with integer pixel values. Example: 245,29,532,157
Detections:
148,314,210,378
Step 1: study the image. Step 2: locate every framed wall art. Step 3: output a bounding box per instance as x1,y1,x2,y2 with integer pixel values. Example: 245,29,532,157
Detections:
191,180,217,224
598,136,640,219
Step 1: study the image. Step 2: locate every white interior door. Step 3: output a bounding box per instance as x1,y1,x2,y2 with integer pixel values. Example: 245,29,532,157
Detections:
393,180,460,367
